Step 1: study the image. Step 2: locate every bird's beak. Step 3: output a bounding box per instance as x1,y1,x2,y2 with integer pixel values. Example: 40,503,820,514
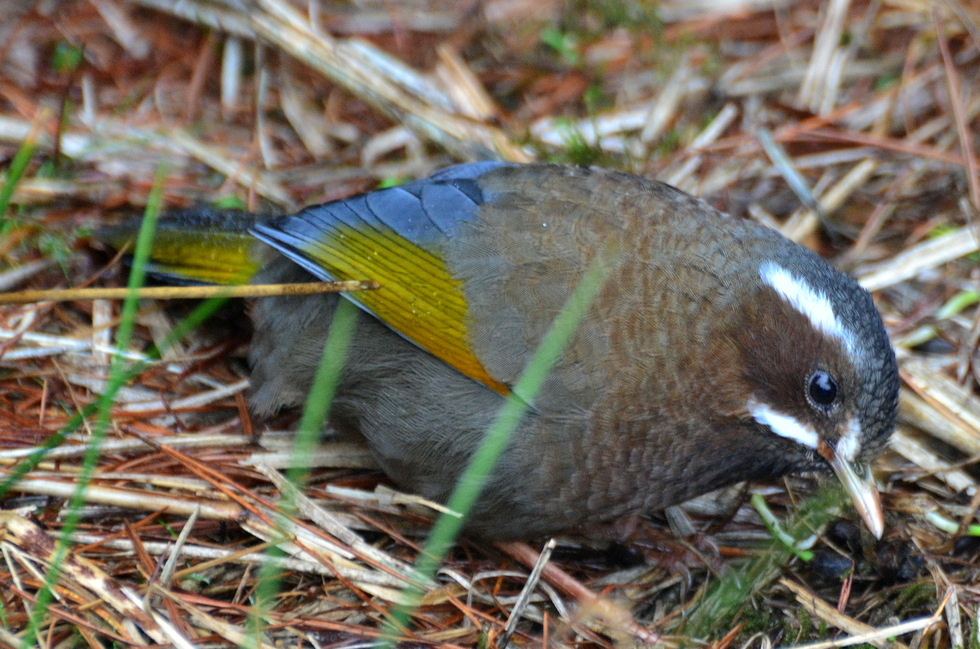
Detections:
818,440,884,539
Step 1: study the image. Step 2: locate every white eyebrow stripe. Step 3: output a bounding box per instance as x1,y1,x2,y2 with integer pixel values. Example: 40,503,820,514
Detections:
748,400,819,449
759,262,859,357
836,416,862,462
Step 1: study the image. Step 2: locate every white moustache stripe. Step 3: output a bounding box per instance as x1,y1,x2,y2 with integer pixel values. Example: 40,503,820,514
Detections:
837,416,862,462
748,400,819,449
759,262,859,357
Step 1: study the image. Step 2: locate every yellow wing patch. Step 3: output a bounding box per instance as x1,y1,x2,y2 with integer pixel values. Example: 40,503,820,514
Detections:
297,223,509,395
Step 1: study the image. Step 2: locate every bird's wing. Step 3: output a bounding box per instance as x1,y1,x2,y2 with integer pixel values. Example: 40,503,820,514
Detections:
250,162,513,394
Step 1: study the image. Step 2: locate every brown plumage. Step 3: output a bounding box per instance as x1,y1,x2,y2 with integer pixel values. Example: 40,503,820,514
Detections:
242,163,898,540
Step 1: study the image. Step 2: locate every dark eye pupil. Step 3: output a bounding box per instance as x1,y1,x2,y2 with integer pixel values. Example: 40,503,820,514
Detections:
808,371,838,406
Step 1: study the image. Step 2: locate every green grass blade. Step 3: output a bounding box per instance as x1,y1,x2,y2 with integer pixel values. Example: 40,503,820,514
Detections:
249,298,359,646
18,165,166,648
377,246,618,646
685,483,850,640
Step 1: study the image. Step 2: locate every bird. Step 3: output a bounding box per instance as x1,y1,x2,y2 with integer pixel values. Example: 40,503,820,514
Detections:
100,162,900,541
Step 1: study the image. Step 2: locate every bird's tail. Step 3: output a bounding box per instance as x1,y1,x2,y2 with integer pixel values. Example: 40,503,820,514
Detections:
95,207,274,285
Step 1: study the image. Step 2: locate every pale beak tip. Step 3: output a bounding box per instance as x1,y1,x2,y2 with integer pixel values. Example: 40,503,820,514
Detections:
863,499,885,540
819,442,885,539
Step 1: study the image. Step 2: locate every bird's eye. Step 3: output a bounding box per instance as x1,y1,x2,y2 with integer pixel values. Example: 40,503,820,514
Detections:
808,370,838,407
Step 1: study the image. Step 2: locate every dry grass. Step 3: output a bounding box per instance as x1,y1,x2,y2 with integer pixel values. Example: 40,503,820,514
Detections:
1,0,979,647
